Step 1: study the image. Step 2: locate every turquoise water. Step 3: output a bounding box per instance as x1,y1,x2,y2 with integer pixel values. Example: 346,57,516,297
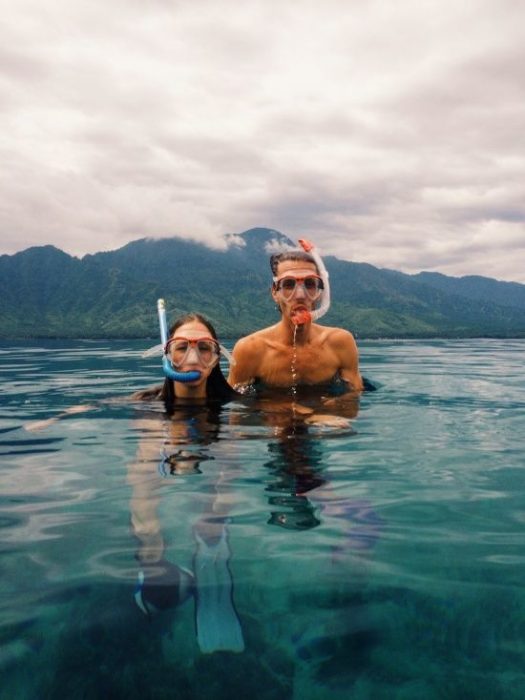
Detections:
1,338,525,699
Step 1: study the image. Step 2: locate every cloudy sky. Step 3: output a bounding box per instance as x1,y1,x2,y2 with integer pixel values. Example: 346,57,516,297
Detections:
2,0,525,282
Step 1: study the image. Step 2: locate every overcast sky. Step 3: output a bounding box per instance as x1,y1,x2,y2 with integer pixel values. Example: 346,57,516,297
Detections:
2,0,525,282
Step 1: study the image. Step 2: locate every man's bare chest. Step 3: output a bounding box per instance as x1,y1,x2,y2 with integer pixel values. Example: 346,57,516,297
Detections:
258,342,339,386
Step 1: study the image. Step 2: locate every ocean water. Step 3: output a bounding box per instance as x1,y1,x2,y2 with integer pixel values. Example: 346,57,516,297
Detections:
1,338,525,699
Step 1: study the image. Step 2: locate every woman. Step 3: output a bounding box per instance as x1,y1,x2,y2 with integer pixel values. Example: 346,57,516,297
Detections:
134,312,237,408
129,312,244,652
134,312,238,479
24,312,236,430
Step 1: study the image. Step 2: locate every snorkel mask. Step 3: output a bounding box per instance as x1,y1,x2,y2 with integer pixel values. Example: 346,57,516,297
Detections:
155,299,234,383
273,239,331,326
158,299,201,382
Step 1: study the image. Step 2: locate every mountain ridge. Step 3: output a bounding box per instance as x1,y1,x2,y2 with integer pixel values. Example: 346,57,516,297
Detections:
1,228,524,339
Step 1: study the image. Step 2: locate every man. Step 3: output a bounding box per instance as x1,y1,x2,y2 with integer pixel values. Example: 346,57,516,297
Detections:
228,244,364,394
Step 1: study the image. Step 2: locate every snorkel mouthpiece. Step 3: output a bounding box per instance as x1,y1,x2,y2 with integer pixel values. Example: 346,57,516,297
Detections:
162,356,201,383
157,299,201,383
296,238,331,322
291,309,312,326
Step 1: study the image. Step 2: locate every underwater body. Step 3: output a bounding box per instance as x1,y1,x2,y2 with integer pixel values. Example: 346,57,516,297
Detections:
1,338,525,699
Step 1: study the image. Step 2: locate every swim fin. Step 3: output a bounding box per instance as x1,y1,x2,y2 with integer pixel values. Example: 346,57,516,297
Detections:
193,525,245,654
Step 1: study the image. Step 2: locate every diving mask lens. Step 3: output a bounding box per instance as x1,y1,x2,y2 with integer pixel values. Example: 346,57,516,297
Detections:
277,275,323,301
165,338,219,369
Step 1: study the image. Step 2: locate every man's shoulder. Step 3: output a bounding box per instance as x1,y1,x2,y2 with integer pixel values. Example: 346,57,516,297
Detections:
234,326,276,350
230,326,276,383
316,324,356,345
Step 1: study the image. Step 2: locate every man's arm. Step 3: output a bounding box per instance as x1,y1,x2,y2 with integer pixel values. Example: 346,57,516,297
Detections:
228,335,260,387
331,329,364,392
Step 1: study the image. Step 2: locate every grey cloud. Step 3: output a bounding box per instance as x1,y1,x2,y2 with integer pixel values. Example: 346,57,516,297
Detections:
1,0,524,284
0,46,49,85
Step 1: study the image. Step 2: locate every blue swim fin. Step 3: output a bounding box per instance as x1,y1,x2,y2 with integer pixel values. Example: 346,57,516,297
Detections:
193,525,245,654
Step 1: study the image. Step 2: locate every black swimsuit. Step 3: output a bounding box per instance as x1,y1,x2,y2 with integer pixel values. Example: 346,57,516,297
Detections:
252,373,376,397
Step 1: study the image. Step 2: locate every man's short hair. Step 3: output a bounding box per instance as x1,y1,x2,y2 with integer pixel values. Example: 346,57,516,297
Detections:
270,250,318,276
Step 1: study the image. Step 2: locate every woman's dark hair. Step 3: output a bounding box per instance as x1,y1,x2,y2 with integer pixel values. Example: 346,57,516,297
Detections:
160,312,237,408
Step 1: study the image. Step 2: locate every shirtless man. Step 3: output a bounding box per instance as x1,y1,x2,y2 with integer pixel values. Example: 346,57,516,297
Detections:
228,243,364,394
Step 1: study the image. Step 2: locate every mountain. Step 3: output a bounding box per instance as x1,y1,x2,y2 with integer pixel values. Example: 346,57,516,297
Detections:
1,228,525,339
413,271,525,310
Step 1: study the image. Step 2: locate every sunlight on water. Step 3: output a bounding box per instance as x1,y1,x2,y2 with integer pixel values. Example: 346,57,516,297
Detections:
1,339,525,699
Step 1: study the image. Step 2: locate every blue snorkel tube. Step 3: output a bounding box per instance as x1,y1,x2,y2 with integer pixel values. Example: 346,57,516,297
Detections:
157,299,202,383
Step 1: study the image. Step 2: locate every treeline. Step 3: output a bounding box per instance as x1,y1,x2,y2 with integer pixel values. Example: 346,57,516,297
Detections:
1,228,525,339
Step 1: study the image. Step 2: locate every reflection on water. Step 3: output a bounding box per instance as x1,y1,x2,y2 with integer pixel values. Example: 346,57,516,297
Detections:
265,422,325,531
1,339,525,699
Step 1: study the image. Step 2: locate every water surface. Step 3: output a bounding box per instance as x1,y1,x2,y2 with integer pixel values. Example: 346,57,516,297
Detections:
1,339,524,699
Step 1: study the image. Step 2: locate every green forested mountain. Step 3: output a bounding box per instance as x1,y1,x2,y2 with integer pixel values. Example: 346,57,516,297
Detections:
1,228,525,338
413,271,525,310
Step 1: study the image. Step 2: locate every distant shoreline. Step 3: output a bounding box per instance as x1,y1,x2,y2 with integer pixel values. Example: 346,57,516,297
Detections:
2,334,525,342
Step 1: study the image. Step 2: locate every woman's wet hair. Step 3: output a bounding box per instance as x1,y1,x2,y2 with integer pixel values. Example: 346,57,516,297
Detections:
161,312,237,407
169,312,218,340
270,250,318,277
